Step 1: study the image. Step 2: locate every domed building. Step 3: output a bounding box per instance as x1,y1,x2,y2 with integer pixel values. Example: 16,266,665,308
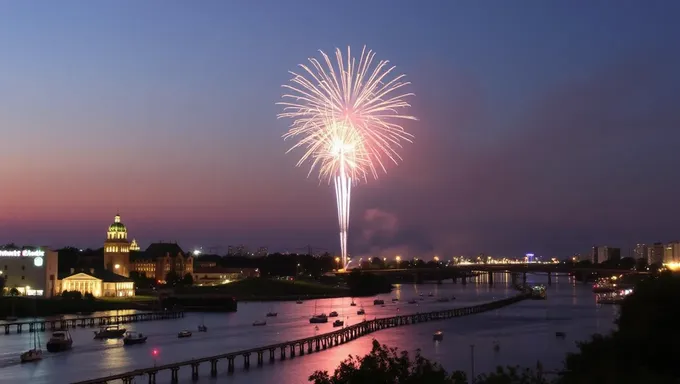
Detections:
104,214,131,277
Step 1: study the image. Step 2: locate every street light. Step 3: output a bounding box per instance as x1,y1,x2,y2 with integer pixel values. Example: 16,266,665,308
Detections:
434,256,439,262
335,257,340,270
396,255,401,267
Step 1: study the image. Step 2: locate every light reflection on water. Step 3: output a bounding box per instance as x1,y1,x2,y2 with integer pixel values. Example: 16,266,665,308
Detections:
0,274,617,383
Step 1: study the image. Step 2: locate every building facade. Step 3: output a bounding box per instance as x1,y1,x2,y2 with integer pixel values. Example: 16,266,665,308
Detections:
647,243,665,265
104,214,131,277
192,267,259,286
0,247,58,297
131,243,193,282
590,246,620,264
58,268,134,297
664,241,680,264
634,244,648,260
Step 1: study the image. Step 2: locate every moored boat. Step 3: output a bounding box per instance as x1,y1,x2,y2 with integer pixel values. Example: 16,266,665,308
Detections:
309,314,328,323
329,311,338,317
408,299,417,304
373,299,384,305
198,325,208,332
253,320,267,326
20,349,42,363
46,330,73,353
433,331,443,341
357,308,365,315
94,325,126,339
332,320,344,327
177,330,192,338
123,332,147,345
266,312,278,317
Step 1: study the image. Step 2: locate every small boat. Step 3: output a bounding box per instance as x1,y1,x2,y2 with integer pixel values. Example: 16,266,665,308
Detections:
46,330,73,353
177,330,192,338
296,300,303,304
309,314,328,323
428,292,434,297
391,298,399,302
314,326,319,331
266,312,278,317
329,311,339,317
419,293,424,297
20,349,42,363
333,320,344,327
555,332,566,339
373,299,384,305
350,300,356,306
433,331,443,341
357,308,365,315
436,298,450,303
94,325,127,339
253,320,267,326
123,332,147,345
198,325,208,332
21,331,43,363
408,299,417,304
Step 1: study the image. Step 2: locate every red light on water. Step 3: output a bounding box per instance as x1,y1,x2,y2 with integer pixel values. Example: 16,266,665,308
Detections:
152,348,159,356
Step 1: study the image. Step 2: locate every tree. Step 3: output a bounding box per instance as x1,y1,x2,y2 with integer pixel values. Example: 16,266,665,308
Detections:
9,287,19,296
165,271,180,285
0,276,5,296
618,257,636,270
634,258,648,272
182,273,194,286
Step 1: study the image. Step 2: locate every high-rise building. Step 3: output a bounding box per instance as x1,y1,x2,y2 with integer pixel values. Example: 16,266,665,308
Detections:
591,246,621,264
647,243,664,266
256,247,269,257
634,244,648,260
104,214,131,277
664,241,680,264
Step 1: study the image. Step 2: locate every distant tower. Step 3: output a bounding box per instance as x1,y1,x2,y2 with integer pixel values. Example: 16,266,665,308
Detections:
104,213,131,277
130,239,140,251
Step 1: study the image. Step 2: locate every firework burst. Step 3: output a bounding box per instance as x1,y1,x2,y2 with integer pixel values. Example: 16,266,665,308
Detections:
277,46,416,268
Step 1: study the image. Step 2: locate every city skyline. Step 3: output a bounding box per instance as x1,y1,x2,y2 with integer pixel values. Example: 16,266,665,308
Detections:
2,2,680,258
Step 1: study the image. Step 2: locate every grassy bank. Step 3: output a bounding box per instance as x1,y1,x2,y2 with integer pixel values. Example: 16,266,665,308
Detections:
174,278,351,301
0,296,157,319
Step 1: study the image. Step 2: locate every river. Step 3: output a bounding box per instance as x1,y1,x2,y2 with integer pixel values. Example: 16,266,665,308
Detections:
0,273,618,383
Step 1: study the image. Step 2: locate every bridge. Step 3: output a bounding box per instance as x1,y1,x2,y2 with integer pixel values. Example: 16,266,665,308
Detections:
72,293,529,384
337,264,646,285
1,310,184,336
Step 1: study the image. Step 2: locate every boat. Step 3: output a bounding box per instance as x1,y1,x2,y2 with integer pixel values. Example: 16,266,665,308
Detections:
357,308,365,315
555,332,566,339
428,292,434,297
21,329,43,363
123,332,147,345
198,325,208,332
333,320,344,327
253,320,267,326
530,285,547,300
419,293,424,297
391,298,399,302
266,312,278,317
329,311,339,317
350,300,357,306
436,298,450,303
309,301,328,323
309,314,328,323
46,330,73,352
373,299,384,305
93,325,127,339
433,331,443,341
296,299,303,304
408,299,417,304
177,330,192,338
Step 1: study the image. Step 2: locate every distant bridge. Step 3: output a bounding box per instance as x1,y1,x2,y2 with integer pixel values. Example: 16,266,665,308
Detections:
336,264,647,285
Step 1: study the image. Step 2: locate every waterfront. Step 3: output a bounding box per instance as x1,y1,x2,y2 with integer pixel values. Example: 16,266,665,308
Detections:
0,274,617,383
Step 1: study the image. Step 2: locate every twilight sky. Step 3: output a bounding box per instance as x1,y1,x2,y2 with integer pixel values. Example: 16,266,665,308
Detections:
1,1,679,259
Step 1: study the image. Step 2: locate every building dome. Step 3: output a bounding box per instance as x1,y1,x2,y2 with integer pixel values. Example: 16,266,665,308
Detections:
108,214,127,233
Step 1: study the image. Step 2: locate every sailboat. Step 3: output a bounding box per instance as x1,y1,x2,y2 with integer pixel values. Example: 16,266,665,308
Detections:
198,314,207,332
328,299,338,317
309,300,328,323
21,298,42,362
350,298,357,306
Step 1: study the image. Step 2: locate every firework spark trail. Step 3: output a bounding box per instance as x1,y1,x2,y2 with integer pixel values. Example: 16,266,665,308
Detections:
278,46,416,269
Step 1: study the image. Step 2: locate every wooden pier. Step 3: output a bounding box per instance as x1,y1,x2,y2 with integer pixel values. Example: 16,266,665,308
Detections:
72,294,529,384
2,310,184,335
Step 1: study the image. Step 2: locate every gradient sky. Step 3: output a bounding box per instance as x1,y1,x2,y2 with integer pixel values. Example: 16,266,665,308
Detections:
1,1,679,259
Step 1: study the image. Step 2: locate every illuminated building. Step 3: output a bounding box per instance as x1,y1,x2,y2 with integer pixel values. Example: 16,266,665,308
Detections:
58,268,134,297
131,243,193,282
647,243,664,265
634,244,648,260
0,247,58,297
664,241,680,264
256,247,269,257
227,245,247,256
591,246,621,264
104,214,131,277
192,267,259,286
130,239,141,251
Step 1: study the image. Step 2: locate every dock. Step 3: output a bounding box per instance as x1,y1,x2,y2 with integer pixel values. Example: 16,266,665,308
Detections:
72,293,528,384
2,310,184,335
